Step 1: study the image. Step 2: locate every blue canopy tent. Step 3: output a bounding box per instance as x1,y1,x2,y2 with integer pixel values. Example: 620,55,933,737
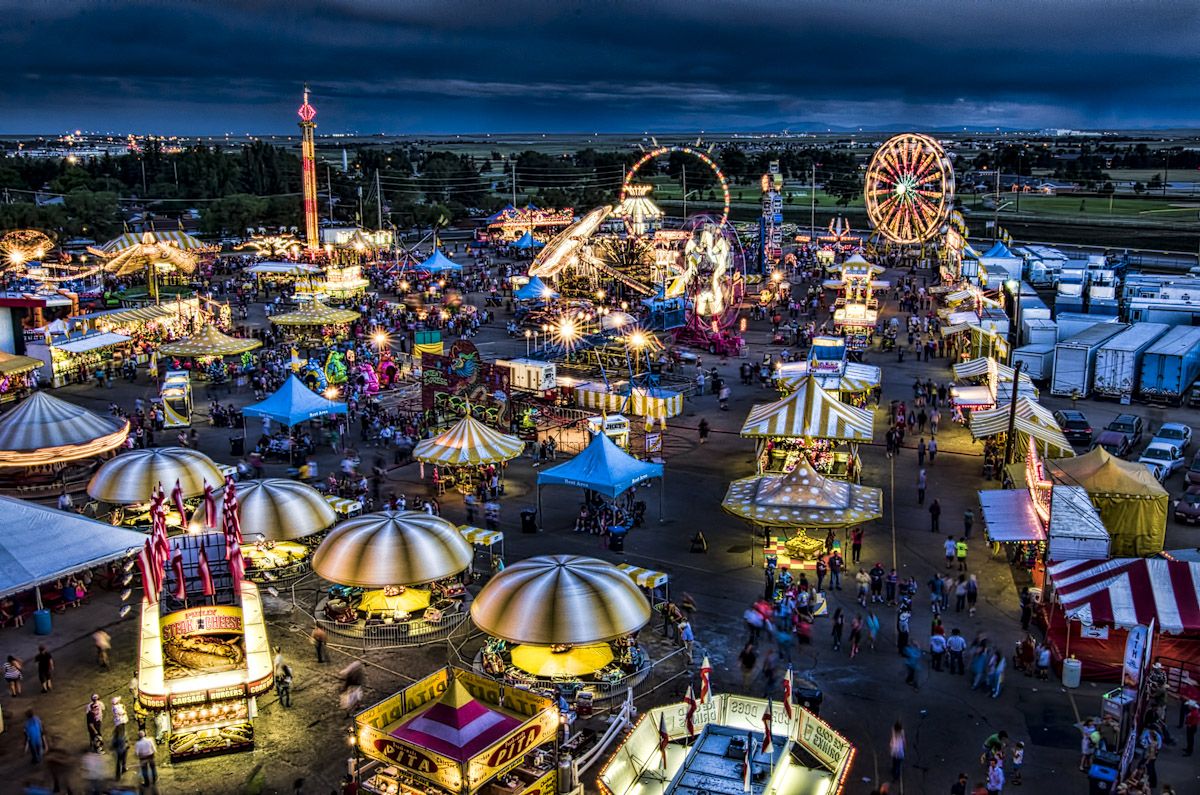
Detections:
514,276,559,301
242,374,348,427
509,231,544,251
418,250,463,273
982,241,1017,259
535,431,664,529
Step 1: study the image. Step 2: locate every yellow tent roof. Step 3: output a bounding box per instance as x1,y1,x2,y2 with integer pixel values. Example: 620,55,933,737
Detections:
0,351,43,375
722,458,883,528
1046,446,1167,498
413,415,525,467
159,325,262,357
269,300,360,326
740,376,874,441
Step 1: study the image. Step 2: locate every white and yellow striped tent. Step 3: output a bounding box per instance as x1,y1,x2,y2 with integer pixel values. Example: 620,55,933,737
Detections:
94,230,217,254
615,563,668,589
740,377,874,441
954,357,1038,395
269,300,360,326
459,524,503,549
969,399,1074,457
413,415,524,467
777,361,880,396
159,325,262,357
722,458,884,528
574,383,684,419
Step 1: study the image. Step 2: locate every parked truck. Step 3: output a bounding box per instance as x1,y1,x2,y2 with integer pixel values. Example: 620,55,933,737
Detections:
1050,323,1128,397
1137,325,1200,405
1092,323,1171,400
1011,343,1057,382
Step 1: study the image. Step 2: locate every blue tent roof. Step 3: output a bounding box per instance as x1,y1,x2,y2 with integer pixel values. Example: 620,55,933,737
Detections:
510,231,544,250
242,374,347,426
485,204,516,223
982,241,1018,259
537,431,663,498
419,250,463,272
515,276,559,301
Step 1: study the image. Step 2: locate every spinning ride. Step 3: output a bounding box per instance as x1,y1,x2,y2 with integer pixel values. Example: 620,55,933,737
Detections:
622,146,731,226
864,133,954,245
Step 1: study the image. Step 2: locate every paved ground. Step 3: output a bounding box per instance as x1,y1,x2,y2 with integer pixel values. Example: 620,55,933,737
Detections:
0,257,1197,794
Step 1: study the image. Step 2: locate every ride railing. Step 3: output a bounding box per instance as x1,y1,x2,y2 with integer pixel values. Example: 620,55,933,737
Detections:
315,610,472,651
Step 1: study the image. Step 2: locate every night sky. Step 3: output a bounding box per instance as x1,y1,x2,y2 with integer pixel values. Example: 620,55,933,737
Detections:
2,0,1198,135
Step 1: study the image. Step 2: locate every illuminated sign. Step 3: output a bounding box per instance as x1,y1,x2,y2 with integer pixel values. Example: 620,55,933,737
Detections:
797,709,852,771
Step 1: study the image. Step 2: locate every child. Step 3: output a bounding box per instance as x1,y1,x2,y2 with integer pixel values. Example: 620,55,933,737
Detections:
1011,741,1024,785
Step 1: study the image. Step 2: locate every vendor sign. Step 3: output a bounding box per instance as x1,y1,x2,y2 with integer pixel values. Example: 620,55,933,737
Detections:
160,605,245,679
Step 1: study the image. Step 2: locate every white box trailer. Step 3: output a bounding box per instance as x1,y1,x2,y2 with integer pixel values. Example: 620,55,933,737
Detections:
1091,322,1171,399
1054,311,1120,342
496,358,556,392
1011,343,1057,382
1051,323,1128,397
1022,318,1058,346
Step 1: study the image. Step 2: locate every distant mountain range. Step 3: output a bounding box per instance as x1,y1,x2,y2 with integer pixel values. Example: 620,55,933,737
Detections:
714,121,1031,134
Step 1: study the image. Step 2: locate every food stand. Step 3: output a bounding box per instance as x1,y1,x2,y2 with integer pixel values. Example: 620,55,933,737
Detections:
312,511,474,646
354,666,559,795
599,692,855,795
471,555,652,704
825,255,886,352
160,370,193,428
739,376,874,482
28,331,131,388
136,533,274,760
458,525,505,577
0,351,44,404
775,337,879,407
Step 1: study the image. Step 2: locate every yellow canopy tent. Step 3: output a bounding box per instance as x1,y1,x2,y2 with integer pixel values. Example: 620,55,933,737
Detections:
159,325,262,357
1045,447,1168,557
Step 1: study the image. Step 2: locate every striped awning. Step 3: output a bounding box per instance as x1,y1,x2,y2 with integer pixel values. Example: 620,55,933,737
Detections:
0,351,43,375
471,554,651,645
53,332,131,354
312,510,473,587
740,377,874,441
573,383,684,419
941,323,972,337
413,415,525,467
616,563,668,589
1048,558,1200,634
324,494,363,516
970,396,1058,434
269,300,360,326
969,409,1074,458
459,525,503,549
95,230,216,254
160,325,262,357
87,447,225,504
945,289,974,304
722,458,883,528
189,478,336,541
778,362,880,395
954,357,1036,389
0,392,128,467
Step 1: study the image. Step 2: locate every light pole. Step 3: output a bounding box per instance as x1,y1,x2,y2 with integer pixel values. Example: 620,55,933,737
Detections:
1005,278,1021,362
525,328,531,356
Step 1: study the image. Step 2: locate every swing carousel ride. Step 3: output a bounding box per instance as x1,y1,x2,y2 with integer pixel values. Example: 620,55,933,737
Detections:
527,146,744,356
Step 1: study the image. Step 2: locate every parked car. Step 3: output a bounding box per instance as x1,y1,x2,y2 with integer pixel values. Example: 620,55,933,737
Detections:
1175,486,1200,524
1139,442,1185,481
1092,430,1133,459
1105,414,1145,448
1187,451,1200,486
1053,409,1093,445
1152,422,1193,453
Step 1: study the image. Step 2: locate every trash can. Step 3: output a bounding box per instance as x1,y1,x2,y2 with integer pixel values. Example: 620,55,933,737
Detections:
1087,763,1117,794
33,609,51,636
520,509,538,534
608,525,627,552
230,435,245,457
1062,657,1083,688
793,686,823,716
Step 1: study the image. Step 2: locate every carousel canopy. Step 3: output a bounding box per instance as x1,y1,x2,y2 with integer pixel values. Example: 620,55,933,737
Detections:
158,325,262,358
0,496,148,599
268,300,360,326
188,478,336,541
311,510,473,588
88,447,224,504
509,231,545,250
0,392,129,467
514,276,558,300
740,377,874,441
391,679,524,762
470,554,651,645
722,458,883,528
0,351,43,375
242,374,347,426
537,430,662,498
1047,558,1200,634
413,415,524,467
246,261,322,276
419,250,463,272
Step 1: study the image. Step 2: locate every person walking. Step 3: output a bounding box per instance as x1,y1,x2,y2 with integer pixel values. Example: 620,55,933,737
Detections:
815,556,827,592
831,608,844,651
277,664,294,707
739,642,757,690
135,729,158,791
850,527,864,564
85,693,104,751
312,625,327,663
956,538,969,572
897,607,912,654
947,628,967,674
34,644,53,692
1138,724,1161,787
963,508,974,539
929,499,941,533
917,437,927,467
112,723,128,779
1184,699,1199,756
829,549,844,590
855,568,870,607
890,721,906,782
903,642,922,689
93,630,111,670
697,418,710,445
928,436,938,464
987,650,1006,698
944,535,957,569
849,614,863,658
4,654,23,695
678,621,695,664
930,631,947,672
23,707,46,764
985,756,1005,795
917,469,927,505
967,574,979,616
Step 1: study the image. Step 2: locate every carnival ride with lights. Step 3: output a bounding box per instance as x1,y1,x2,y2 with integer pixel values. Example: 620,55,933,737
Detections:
864,132,955,246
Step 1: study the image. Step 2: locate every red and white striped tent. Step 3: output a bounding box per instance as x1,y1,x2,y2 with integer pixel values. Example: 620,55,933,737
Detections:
1048,558,1200,635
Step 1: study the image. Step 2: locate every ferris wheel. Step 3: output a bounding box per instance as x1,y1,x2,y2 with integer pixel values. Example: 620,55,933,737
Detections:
864,133,954,245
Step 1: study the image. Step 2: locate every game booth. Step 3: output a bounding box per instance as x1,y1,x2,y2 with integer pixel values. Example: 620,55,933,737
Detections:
353,665,560,795
471,555,653,705
312,511,474,646
824,254,887,352
950,356,1039,412
599,688,855,795
775,337,879,407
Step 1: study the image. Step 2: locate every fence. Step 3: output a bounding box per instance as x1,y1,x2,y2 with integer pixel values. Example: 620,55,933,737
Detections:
316,610,472,651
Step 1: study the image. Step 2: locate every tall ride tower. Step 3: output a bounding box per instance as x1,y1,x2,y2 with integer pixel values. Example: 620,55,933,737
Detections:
298,85,319,251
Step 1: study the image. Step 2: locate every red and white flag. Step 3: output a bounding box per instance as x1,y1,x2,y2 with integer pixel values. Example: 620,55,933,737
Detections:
170,551,186,601
683,684,697,741
203,481,217,529
699,655,713,703
197,545,215,597
170,479,187,523
657,713,669,770
222,476,242,545
762,701,773,754
743,733,752,792
782,667,794,720
137,539,160,604
226,535,245,589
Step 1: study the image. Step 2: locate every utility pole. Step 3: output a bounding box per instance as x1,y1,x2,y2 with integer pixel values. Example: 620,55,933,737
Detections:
682,164,687,219
173,161,179,190
326,165,334,224
810,161,817,241
511,161,517,207
1002,360,1025,465
140,158,148,194
375,169,383,230
993,164,1001,243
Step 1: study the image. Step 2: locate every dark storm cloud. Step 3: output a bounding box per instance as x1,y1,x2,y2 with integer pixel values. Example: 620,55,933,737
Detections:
1,0,1197,133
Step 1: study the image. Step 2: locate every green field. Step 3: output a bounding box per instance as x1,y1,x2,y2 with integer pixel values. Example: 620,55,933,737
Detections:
971,193,1200,221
